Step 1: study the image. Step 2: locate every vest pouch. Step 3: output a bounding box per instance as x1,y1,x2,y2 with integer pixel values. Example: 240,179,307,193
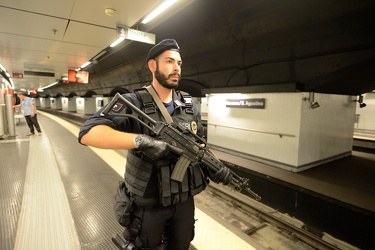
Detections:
113,181,134,227
189,163,208,196
159,163,190,207
160,165,172,206
125,152,156,198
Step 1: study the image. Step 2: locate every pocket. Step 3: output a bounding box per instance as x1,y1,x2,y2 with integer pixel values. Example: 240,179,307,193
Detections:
113,181,134,227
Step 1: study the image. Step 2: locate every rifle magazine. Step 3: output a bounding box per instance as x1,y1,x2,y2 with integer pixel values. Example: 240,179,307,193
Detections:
171,155,191,182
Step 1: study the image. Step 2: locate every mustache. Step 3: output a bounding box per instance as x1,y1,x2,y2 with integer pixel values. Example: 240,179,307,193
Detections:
169,73,180,78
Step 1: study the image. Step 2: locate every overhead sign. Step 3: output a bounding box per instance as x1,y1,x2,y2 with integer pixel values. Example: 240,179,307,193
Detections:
116,25,155,44
12,73,23,78
226,98,266,109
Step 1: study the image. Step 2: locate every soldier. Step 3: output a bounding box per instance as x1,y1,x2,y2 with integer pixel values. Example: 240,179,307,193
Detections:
79,39,223,250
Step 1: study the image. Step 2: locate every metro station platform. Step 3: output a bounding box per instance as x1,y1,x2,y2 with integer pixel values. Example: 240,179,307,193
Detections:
2,109,374,249
0,112,263,250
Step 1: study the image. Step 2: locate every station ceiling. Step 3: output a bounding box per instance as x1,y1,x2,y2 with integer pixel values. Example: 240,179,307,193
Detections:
1,0,375,97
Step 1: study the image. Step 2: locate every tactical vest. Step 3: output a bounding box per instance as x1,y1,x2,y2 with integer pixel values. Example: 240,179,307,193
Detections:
124,88,208,207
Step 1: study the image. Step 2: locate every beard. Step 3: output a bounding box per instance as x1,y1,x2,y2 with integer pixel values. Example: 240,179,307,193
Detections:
154,64,180,89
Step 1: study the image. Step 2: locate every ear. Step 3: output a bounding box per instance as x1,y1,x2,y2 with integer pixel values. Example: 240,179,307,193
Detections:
148,59,156,72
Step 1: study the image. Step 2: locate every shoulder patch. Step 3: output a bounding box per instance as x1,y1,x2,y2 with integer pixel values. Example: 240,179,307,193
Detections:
112,102,124,113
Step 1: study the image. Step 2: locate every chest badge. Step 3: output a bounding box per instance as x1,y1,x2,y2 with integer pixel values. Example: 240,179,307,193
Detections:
191,121,198,134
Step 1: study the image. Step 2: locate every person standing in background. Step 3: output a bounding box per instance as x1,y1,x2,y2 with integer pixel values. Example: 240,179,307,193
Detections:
14,92,42,135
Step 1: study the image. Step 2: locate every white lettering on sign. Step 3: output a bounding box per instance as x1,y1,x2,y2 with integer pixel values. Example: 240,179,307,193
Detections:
116,25,155,44
226,98,266,109
129,29,146,38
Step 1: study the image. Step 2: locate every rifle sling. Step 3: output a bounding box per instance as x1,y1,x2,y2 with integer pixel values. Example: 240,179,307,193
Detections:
145,85,173,124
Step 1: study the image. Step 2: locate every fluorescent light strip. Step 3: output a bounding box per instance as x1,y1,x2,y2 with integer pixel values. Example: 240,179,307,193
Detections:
0,63,14,88
110,37,125,47
141,0,177,24
39,81,59,91
80,61,91,69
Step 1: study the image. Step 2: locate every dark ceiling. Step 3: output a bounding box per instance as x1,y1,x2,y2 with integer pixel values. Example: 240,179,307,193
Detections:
86,0,375,97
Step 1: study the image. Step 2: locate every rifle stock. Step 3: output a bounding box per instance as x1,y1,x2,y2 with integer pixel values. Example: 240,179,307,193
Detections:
102,93,261,200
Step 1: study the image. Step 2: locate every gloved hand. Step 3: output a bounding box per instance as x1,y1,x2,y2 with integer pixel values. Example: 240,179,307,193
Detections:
135,134,184,160
208,166,233,185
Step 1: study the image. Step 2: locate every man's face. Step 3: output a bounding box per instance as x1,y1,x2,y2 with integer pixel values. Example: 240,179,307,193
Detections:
154,50,182,89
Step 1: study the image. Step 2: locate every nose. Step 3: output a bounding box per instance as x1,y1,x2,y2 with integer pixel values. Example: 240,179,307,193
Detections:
173,63,181,72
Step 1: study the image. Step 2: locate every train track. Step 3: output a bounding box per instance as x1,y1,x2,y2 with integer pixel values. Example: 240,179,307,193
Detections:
195,182,352,250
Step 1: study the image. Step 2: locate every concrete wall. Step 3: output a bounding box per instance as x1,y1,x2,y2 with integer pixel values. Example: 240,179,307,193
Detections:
40,98,50,109
207,92,356,171
76,97,96,115
61,97,77,112
298,93,355,167
50,98,62,110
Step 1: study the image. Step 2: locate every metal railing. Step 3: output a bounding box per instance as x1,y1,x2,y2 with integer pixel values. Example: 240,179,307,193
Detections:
207,123,296,138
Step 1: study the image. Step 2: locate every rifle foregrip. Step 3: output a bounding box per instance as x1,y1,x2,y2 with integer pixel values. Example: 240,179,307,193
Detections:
171,155,191,182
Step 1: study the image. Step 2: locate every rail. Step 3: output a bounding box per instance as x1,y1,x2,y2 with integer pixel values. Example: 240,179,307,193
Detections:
206,183,344,250
207,123,296,138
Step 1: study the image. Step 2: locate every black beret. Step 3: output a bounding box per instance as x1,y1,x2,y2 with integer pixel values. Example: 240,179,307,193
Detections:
146,39,180,62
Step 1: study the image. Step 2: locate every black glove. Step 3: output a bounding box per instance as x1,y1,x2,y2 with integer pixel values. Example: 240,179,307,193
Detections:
135,134,183,160
208,166,233,185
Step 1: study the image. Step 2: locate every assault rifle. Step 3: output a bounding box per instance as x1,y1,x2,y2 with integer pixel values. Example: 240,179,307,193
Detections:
101,93,261,200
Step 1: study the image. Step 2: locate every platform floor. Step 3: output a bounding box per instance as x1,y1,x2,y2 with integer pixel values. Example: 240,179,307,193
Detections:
0,112,260,250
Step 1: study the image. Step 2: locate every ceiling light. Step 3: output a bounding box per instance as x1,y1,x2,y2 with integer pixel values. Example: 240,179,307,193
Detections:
110,37,125,47
141,0,177,24
80,61,91,69
39,81,59,90
105,8,116,16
